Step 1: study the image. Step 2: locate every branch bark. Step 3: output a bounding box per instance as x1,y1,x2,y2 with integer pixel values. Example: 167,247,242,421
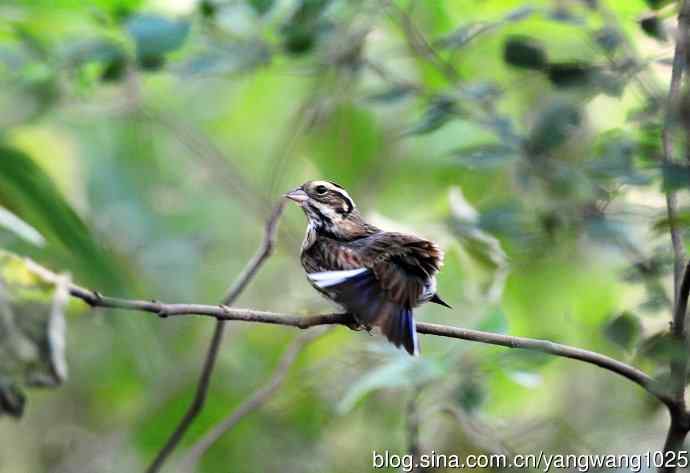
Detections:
660,2,690,469
25,259,674,408
142,201,285,473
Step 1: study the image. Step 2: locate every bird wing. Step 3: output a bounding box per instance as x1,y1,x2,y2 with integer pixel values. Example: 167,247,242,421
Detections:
306,232,443,355
362,232,443,307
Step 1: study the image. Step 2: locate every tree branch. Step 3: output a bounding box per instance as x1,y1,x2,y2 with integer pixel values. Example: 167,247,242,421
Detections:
178,329,326,470
660,2,690,469
25,259,675,408
143,201,285,473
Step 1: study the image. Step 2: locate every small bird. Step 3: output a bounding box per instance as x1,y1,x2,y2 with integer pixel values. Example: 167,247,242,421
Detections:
285,180,450,355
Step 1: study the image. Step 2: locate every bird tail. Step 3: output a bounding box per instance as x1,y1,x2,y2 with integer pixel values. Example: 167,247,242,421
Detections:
378,304,419,356
307,268,420,356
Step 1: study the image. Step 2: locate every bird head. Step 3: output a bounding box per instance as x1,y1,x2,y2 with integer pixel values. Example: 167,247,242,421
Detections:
285,180,375,239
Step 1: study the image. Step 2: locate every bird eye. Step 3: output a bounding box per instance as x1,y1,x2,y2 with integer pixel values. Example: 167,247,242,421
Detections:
315,185,328,195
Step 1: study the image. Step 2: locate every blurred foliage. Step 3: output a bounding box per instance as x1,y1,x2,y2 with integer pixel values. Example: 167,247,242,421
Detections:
0,0,687,471
0,251,68,418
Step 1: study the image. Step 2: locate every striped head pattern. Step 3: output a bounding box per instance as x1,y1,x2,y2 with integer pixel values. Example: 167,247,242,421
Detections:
285,180,373,240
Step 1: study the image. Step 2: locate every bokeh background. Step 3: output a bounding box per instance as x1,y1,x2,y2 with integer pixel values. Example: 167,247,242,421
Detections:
0,0,687,471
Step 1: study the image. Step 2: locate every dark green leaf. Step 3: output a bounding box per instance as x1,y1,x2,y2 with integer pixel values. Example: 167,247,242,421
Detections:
0,379,25,418
138,54,166,70
653,208,690,234
588,132,650,185
450,143,519,169
546,62,595,88
503,36,547,70
437,7,534,50
199,0,217,18
125,14,190,65
0,251,70,417
281,0,331,55
101,55,127,81
403,96,458,136
644,0,675,10
594,28,622,52
504,6,536,22
366,85,415,103
0,147,119,288
548,8,584,24
337,357,447,413
179,42,270,76
604,312,641,350
524,101,582,156
249,0,274,16
662,162,690,191
639,332,686,363
283,29,315,54
456,378,486,412
640,15,667,41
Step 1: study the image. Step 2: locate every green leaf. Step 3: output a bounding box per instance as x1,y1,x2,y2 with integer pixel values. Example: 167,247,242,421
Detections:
337,356,446,414
594,28,622,52
281,0,332,55
179,42,270,77
125,14,190,66
604,312,642,350
450,143,519,169
366,85,415,103
0,380,25,418
448,188,508,302
199,0,217,18
0,206,45,246
437,5,535,50
503,36,547,70
0,250,69,417
403,96,458,136
249,0,275,16
644,0,675,10
662,162,690,192
456,377,486,412
639,332,686,363
0,146,118,288
524,101,582,156
640,15,667,41
546,62,595,88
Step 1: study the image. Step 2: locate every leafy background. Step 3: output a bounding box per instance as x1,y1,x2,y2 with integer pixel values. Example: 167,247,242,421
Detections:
0,0,685,471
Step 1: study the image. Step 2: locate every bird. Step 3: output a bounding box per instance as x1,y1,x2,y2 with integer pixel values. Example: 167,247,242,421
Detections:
285,180,450,355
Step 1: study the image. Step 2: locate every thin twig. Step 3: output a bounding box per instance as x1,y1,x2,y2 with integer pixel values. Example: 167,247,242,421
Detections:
406,387,423,473
24,259,674,408
179,329,325,470
143,201,285,473
662,1,690,301
388,0,460,83
659,2,690,470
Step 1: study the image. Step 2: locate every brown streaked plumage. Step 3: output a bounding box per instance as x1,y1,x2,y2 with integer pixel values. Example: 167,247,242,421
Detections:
285,180,449,355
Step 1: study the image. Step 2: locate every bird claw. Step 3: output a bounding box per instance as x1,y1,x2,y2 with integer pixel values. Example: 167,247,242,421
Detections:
344,318,371,334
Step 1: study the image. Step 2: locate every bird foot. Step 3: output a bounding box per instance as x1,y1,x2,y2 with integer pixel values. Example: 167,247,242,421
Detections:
343,315,368,332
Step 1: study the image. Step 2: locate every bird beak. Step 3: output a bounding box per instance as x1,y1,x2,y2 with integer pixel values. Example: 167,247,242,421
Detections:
284,188,309,203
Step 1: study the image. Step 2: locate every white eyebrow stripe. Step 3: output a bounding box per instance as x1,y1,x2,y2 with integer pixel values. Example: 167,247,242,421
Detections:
336,188,354,211
312,180,356,212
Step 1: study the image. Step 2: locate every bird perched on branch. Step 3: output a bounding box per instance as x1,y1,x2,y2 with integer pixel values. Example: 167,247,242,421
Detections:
285,180,450,355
